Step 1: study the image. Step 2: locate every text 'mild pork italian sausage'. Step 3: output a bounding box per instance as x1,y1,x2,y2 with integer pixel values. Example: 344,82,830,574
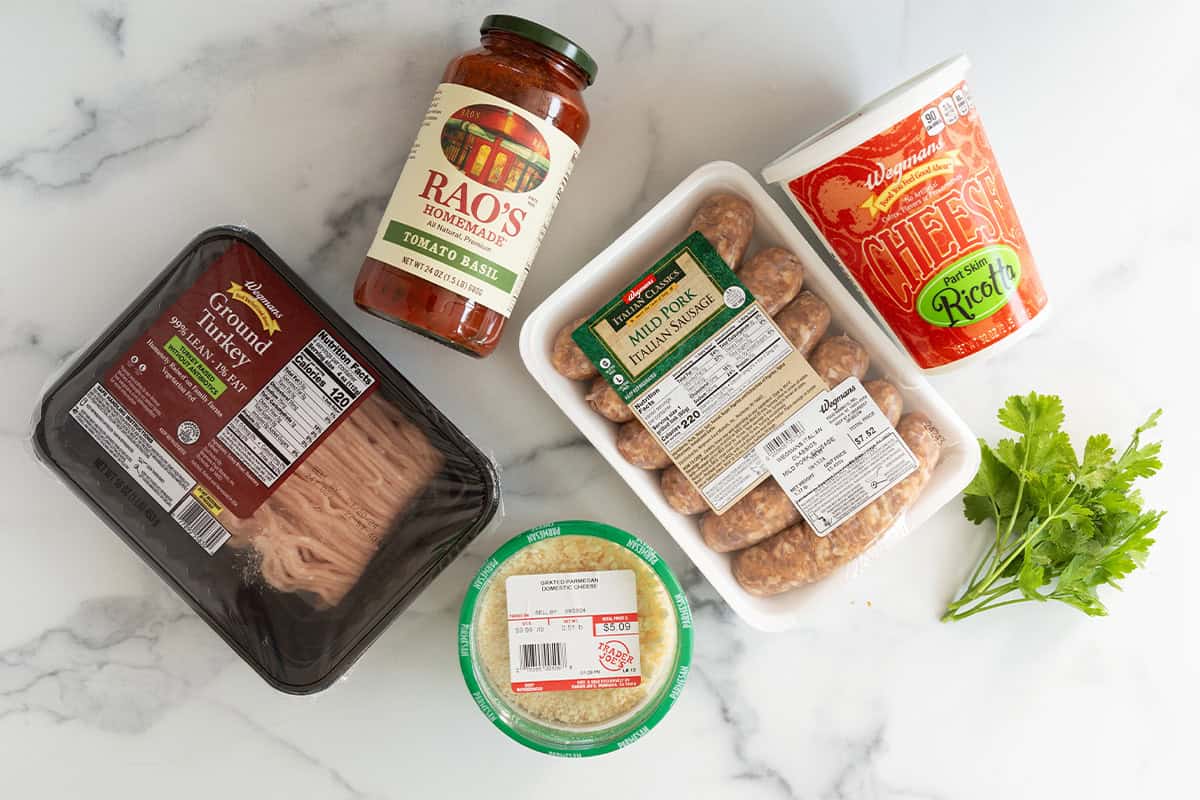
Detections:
688,194,755,271
616,242,808,461
731,413,942,596
554,192,753,381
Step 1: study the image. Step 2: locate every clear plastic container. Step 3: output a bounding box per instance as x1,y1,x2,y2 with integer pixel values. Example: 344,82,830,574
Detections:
458,520,692,756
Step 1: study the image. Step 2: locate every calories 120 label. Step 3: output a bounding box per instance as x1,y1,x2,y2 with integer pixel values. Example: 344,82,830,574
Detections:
506,570,641,693
216,330,375,486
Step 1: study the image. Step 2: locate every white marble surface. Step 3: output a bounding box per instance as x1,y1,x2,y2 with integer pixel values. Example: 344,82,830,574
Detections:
2,1,1197,796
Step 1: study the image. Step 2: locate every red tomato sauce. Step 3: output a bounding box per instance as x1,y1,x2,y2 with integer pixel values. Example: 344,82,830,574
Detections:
354,20,592,358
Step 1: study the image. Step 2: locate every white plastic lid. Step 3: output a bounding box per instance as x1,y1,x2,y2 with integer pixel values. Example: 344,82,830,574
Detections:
762,54,971,185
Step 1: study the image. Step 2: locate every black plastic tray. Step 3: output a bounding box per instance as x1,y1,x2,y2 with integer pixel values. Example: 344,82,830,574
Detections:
33,226,500,693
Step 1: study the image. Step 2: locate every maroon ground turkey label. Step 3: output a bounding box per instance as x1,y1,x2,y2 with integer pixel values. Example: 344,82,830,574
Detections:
83,242,378,530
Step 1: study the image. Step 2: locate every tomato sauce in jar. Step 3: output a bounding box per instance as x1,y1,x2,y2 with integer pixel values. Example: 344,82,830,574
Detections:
355,15,595,357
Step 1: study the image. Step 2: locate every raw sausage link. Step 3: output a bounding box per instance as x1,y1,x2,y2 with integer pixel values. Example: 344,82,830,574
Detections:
810,335,869,386
616,421,672,469
551,316,599,381
700,481,801,552
732,413,942,596
661,465,708,515
863,379,903,427
739,248,804,315
586,377,634,423
688,193,755,270
774,291,831,356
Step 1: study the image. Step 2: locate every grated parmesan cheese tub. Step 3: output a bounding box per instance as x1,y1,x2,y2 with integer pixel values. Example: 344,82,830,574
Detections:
459,520,693,756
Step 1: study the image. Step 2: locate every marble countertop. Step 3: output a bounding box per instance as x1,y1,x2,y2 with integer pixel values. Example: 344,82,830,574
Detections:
3,1,1196,797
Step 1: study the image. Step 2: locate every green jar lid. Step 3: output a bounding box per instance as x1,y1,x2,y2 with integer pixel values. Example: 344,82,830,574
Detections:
480,14,598,85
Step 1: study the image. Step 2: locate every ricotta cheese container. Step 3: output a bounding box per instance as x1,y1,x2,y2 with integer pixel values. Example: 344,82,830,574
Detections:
762,55,1050,371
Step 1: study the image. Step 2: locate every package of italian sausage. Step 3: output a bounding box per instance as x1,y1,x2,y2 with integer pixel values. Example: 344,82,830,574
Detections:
570,231,920,527
521,161,980,630
32,226,500,693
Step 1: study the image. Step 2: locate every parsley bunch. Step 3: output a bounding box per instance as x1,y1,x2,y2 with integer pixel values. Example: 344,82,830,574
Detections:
943,392,1164,621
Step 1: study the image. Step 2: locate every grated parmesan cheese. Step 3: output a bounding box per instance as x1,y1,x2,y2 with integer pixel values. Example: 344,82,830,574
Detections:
475,534,677,727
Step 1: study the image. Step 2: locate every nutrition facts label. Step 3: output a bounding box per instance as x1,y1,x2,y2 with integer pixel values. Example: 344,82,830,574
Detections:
756,378,918,535
217,330,375,486
506,570,641,693
574,235,826,514
632,305,791,452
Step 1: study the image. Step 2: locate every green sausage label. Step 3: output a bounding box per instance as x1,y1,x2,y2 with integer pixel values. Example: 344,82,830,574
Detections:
570,233,825,513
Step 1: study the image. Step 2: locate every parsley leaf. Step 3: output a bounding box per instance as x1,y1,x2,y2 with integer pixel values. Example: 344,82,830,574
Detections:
997,392,1065,436
943,394,1164,622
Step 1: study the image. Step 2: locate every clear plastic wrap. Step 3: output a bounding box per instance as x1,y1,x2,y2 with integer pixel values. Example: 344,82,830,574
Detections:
32,226,500,693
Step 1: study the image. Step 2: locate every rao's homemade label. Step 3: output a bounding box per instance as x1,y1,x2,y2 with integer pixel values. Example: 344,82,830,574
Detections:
784,81,1048,369
574,233,824,512
69,242,378,553
506,569,641,692
365,83,581,317
755,378,917,535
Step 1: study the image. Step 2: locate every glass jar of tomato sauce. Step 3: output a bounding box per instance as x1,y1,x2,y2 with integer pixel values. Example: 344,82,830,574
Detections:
354,15,596,357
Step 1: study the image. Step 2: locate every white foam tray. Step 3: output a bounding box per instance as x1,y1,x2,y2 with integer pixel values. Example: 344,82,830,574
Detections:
519,161,979,631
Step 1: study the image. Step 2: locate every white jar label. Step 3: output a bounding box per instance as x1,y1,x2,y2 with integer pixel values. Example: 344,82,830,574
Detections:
366,83,580,317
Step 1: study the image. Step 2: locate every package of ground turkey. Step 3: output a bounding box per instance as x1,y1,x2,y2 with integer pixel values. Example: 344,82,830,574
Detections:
32,227,499,693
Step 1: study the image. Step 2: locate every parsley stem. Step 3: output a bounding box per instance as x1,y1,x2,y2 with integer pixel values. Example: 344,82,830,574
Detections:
965,539,996,590
969,480,1082,600
945,395,1163,622
977,580,1019,603
953,439,1035,608
1001,440,1034,547
945,577,1017,613
942,591,1028,621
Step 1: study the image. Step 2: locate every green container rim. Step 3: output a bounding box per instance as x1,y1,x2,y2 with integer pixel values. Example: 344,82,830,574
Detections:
458,520,693,757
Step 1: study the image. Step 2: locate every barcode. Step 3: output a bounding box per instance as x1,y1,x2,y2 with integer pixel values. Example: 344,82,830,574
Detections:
763,423,805,457
172,496,231,555
518,642,567,671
